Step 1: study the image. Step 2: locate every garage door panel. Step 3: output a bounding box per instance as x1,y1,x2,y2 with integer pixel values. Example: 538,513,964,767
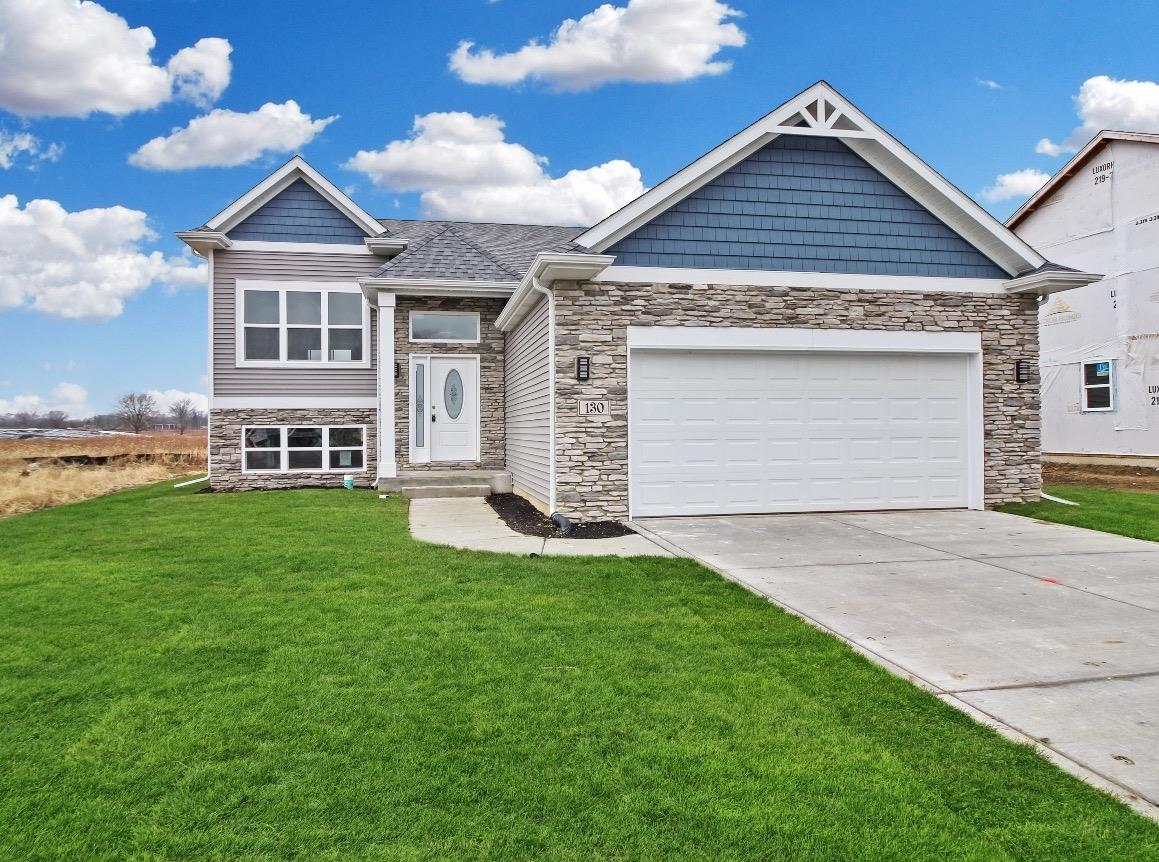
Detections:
630,349,973,516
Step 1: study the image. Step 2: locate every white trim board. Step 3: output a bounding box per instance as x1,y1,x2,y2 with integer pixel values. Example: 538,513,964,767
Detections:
626,326,983,354
228,240,377,255
213,397,378,409
596,266,1009,295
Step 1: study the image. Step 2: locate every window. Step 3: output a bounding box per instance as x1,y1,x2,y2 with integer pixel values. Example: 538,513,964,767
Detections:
242,425,366,472
238,282,368,366
410,311,479,343
1081,360,1114,412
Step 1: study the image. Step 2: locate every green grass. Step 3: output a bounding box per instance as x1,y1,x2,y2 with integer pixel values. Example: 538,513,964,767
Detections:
2,482,1156,861
1000,484,1159,542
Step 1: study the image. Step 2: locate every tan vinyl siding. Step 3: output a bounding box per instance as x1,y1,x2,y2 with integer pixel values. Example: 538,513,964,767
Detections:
504,295,551,507
213,249,380,397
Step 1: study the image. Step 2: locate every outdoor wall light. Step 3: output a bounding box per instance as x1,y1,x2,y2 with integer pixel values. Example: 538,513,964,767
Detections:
576,356,590,382
1015,359,1033,383
395,361,400,379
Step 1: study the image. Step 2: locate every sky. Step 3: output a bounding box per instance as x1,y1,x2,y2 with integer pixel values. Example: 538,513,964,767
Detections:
3,0,1159,418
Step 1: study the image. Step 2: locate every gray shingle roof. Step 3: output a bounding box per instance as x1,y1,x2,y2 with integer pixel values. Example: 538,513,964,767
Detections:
372,219,582,280
372,224,521,281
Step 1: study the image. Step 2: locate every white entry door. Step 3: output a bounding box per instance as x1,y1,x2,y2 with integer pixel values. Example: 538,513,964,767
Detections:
429,356,479,462
629,349,975,517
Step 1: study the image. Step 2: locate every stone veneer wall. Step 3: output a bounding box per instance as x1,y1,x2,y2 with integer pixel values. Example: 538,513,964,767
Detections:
209,407,378,490
551,280,1041,520
392,296,507,472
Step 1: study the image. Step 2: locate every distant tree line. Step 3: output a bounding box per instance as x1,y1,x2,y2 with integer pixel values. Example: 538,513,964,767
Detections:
0,392,207,434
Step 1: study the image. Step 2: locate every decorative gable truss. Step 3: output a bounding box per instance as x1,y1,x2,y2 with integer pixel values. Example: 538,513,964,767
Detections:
775,92,868,135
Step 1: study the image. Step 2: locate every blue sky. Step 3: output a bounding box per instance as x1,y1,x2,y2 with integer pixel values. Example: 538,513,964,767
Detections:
3,0,1158,418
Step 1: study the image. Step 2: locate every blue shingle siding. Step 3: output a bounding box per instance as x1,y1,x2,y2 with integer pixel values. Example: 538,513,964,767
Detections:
606,136,1007,278
227,179,368,243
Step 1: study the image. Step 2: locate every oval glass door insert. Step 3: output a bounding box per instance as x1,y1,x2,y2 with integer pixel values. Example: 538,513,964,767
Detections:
444,369,464,419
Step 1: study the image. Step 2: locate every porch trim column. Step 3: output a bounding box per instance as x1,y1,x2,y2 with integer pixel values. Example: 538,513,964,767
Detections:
377,290,397,479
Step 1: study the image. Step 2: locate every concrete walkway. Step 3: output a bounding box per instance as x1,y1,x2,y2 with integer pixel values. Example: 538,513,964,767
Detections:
408,497,673,557
633,509,1159,819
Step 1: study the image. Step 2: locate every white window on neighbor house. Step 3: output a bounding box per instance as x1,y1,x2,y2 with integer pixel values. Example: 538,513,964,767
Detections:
237,282,369,367
409,311,480,343
241,426,366,473
1081,359,1115,412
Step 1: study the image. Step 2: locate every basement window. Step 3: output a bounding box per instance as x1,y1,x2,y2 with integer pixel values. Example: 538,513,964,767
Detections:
1081,360,1114,412
242,425,366,472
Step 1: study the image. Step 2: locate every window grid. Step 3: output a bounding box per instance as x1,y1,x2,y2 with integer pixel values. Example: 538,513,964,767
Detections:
239,285,369,367
242,425,367,473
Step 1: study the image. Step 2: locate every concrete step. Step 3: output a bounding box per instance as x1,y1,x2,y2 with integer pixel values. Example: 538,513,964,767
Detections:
381,470,511,494
401,483,493,499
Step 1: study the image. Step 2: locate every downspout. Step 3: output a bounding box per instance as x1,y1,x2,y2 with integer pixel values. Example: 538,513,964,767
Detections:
205,247,214,483
530,275,557,515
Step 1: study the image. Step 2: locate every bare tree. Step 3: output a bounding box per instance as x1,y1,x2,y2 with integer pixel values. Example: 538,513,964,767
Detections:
169,397,195,435
43,410,70,429
116,392,157,434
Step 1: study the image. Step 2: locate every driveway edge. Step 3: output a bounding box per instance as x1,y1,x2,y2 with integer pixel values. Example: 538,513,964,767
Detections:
628,519,1159,823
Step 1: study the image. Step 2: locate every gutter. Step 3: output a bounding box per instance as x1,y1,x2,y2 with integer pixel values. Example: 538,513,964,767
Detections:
357,278,518,306
176,230,231,257
1003,268,1103,297
495,252,615,332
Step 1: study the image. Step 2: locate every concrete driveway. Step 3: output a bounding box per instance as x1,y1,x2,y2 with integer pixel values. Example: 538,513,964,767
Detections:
633,509,1159,814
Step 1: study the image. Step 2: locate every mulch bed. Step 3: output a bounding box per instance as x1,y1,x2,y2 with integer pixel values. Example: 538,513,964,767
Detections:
486,493,635,539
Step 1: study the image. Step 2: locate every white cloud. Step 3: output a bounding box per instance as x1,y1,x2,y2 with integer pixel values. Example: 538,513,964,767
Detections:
449,0,746,91
981,168,1051,203
0,130,62,169
975,78,1002,90
344,111,645,225
129,101,337,170
1037,75,1159,156
166,38,233,108
147,389,208,415
0,382,90,418
0,194,206,319
0,0,231,117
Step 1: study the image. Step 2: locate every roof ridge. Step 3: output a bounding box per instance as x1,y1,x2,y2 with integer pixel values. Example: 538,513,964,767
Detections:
440,224,521,278
376,217,580,230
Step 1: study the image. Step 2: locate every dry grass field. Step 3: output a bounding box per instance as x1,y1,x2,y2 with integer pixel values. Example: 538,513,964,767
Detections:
0,433,206,517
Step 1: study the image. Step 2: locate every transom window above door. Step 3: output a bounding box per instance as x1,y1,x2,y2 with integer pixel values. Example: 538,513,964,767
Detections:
237,281,369,367
410,311,480,343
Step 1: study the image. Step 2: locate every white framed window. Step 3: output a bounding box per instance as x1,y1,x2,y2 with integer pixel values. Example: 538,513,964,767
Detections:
409,310,480,343
1081,359,1115,412
242,425,367,473
236,281,370,368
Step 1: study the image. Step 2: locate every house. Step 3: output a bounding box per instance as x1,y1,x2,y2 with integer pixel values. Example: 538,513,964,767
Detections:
1008,131,1159,463
178,81,1099,520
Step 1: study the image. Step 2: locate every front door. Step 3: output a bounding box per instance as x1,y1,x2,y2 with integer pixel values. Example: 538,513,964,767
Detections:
429,356,479,462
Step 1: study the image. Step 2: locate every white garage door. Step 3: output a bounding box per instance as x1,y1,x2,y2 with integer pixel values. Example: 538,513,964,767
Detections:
629,349,973,517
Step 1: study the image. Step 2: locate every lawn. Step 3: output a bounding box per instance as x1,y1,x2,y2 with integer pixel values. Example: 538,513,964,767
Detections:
1000,484,1159,542
2,482,1157,861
